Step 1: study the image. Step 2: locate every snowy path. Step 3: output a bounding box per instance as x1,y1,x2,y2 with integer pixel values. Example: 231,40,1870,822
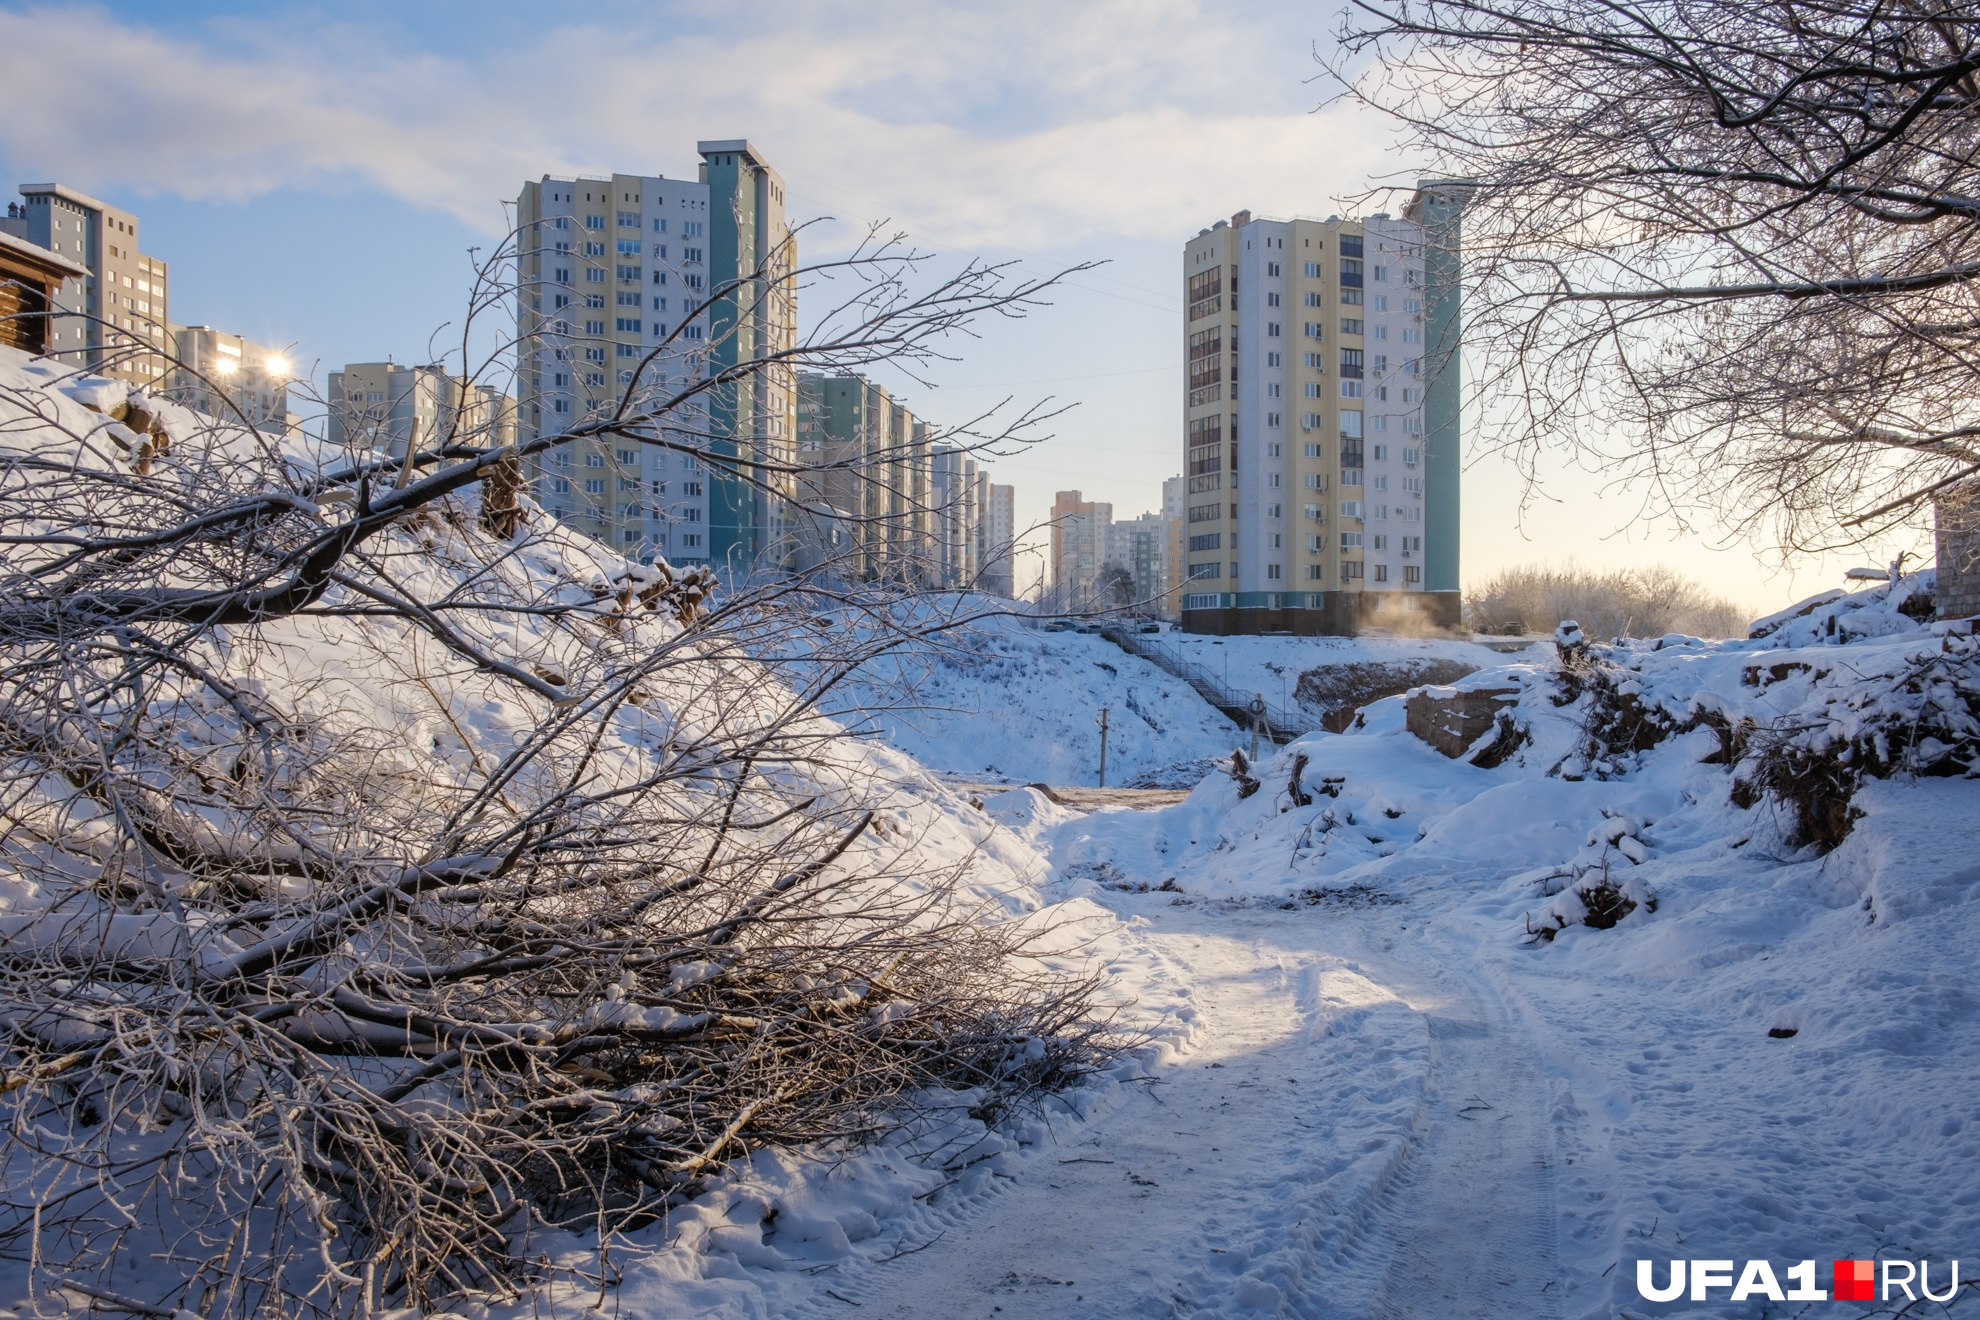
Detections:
789,902,1567,1319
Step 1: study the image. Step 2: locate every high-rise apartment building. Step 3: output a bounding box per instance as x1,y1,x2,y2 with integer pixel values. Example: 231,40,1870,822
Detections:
1050,490,1113,610
326,361,516,459
930,444,982,588
0,184,170,385
1161,474,1186,619
170,326,293,432
982,484,1017,598
1179,184,1465,634
1106,511,1167,609
794,370,958,585
515,141,794,573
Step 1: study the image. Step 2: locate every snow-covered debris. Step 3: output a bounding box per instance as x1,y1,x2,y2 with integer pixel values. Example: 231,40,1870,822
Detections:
0,347,1129,1315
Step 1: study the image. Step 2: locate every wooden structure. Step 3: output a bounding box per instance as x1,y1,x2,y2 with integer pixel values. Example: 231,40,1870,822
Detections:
0,229,86,356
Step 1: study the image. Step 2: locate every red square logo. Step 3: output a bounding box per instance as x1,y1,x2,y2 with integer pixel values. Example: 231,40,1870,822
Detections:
1835,1259,1876,1302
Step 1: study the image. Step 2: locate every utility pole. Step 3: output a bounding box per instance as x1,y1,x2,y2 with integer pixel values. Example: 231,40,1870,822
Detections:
1096,706,1110,788
1249,693,1266,763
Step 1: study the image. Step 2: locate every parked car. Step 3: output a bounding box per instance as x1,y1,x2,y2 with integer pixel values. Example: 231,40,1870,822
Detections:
1137,621,1162,634
1039,619,1072,632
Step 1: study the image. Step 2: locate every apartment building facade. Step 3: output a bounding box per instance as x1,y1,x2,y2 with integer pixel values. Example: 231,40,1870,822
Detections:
1161,474,1187,619
794,371,952,584
0,184,169,385
516,141,795,573
1106,511,1168,610
327,360,516,458
1049,490,1113,610
170,325,292,431
982,483,1017,598
1179,185,1465,635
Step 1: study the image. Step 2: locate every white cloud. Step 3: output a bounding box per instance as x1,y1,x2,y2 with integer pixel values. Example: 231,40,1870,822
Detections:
0,1,1400,249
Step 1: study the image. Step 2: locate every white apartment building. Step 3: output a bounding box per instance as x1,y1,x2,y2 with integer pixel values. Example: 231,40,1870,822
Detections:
930,444,983,589
326,360,516,458
1181,189,1464,634
0,183,169,385
171,325,292,432
516,142,796,573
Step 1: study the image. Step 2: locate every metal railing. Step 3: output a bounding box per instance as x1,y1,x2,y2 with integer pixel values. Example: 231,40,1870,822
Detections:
1098,623,1317,745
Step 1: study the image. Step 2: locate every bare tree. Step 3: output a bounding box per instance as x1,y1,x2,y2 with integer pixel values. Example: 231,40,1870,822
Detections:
1329,0,1980,553
1465,560,1751,638
0,233,1119,1316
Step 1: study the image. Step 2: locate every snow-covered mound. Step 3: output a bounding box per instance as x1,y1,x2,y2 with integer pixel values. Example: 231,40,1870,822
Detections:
0,349,1136,1315
794,603,1243,785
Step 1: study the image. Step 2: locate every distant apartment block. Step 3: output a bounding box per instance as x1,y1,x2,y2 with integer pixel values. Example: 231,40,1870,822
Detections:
1161,474,1186,619
516,141,796,572
170,325,292,432
0,185,170,385
982,483,1017,598
1106,511,1168,610
327,360,516,458
1179,183,1467,634
1050,490,1113,610
794,371,958,585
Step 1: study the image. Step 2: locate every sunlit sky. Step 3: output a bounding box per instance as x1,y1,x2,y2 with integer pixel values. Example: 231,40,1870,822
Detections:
0,0,1932,612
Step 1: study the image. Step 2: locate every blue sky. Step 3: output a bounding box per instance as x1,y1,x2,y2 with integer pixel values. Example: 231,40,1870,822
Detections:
0,1,1924,606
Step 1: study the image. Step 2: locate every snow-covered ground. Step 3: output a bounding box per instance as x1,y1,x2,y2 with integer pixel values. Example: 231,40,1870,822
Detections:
803,607,1245,786
1155,631,1525,714
502,582,1980,1319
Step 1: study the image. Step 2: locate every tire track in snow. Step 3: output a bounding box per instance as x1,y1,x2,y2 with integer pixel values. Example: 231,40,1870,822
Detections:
787,905,1434,1319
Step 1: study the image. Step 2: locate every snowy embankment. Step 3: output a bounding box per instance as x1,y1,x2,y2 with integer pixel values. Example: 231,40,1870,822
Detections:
800,606,1244,786
1160,630,1524,720
0,349,1148,1317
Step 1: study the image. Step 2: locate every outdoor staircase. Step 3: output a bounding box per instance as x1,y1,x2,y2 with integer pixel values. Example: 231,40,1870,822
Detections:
1098,623,1317,746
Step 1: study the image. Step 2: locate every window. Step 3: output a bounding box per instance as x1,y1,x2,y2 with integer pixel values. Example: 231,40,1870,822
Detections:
1373,265,1389,281
615,448,637,464
1267,322,1281,337
1340,235,1364,257
552,294,570,309
1303,382,1322,399
1301,412,1322,429
1373,474,1389,491
653,296,667,311
1266,352,1281,367
617,291,640,306
584,294,606,308
1340,318,1364,336
1403,446,1421,465
1303,442,1322,458
617,318,642,333
1268,442,1282,456
585,371,605,387
1303,351,1324,369
617,264,641,281
1304,503,1323,521
1339,349,1364,378
553,216,571,230
652,218,667,233
1341,381,1363,398
585,268,606,284
584,478,605,495
1267,564,1281,580
553,371,570,388
617,239,642,256
584,242,605,257
1373,295,1388,311
1403,476,1424,494
1374,325,1388,341
1341,288,1363,305
585,215,605,230
1188,502,1220,522
1267,473,1281,487
683,246,703,263
1268,412,1281,428
1341,531,1363,549
1267,261,1280,277
652,270,668,286
1267,383,1281,398
1304,291,1323,308
1404,564,1422,584
1341,560,1365,580
1303,473,1324,489
1188,564,1222,581
548,477,570,494
1189,532,1222,551
681,533,702,549
1306,565,1325,581
1304,322,1324,339
617,343,642,357
553,399,571,415
683,221,704,237
552,267,571,284
584,320,606,335
584,346,605,362
617,211,640,227
1302,261,1321,278
585,453,605,468
1267,292,1281,307
1340,499,1363,519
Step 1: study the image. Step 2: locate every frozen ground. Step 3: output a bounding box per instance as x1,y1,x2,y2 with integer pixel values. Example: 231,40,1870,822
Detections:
805,607,1245,786
501,583,1980,1320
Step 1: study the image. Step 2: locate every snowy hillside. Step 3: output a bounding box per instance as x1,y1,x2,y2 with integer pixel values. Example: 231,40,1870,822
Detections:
800,606,1244,786
0,350,1135,1317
